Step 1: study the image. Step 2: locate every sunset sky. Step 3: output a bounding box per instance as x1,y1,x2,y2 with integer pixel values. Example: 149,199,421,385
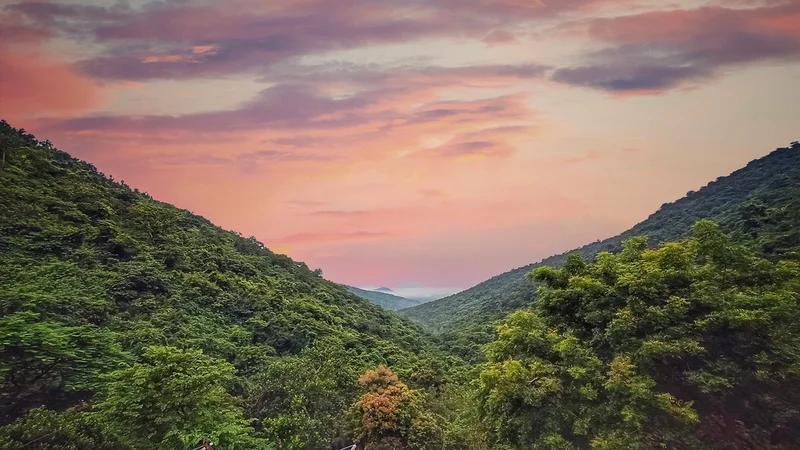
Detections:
2,0,799,294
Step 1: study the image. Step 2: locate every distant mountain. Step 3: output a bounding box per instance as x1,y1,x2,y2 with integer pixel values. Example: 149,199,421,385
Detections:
374,287,393,293
346,286,422,311
399,143,800,351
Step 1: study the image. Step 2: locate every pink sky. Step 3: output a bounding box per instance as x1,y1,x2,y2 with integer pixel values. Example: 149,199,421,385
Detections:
2,0,799,292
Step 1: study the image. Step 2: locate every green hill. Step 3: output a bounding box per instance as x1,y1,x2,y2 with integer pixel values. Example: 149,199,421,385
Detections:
345,286,422,310
0,121,453,449
399,143,800,356
3,119,798,450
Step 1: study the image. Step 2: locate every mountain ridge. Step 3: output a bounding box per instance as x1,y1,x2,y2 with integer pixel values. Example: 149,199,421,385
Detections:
399,143,800,339
0,120,449,449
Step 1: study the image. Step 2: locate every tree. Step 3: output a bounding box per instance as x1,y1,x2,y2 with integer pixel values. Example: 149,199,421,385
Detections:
249,338,361,450
94,346,268,450
0,312,128,424
477,221,800,449
0,406,119,450
351,365,439,450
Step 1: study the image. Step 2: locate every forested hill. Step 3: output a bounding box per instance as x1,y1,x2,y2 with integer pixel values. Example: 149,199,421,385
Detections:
0,121,453,449
400,143,800,339
345,286,422,310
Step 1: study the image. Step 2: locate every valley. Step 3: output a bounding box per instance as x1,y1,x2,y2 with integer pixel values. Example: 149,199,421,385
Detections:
1,121,799,449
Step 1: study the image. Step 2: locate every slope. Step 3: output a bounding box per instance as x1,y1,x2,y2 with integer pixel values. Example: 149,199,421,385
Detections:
400,143,800,344
0,121,450,449
345,285,422,310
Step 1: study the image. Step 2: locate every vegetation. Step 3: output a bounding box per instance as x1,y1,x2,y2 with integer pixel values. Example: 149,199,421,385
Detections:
478,221,800,448
345,286,422,311
0,121,461,449
1,120,798,449
400,143,800,361
348,365,439,450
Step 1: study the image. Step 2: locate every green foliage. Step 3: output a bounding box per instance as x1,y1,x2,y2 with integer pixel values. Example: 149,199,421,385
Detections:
0,312,129,423
0,406,119,450
0,120,452,448
94,346,265,450
247,338,362,449
477,222,800,448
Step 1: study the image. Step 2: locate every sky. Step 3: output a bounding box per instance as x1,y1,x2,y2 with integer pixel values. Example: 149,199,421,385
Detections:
2,0,799,295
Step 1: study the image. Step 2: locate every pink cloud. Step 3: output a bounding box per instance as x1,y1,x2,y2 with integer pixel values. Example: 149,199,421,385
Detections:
275,230,413,244
553,1,800,94
6,0,602,83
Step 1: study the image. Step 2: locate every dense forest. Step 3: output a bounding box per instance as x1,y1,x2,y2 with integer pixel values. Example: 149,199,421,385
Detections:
1,120,799,449
0,121,464,449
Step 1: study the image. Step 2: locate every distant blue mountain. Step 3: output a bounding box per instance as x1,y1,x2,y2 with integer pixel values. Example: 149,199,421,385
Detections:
345,286,421,311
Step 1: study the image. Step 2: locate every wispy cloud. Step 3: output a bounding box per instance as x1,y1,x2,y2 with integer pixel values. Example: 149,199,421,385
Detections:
553,1,800,94
308,210,376,217
239,150,340,162
276,230,410,244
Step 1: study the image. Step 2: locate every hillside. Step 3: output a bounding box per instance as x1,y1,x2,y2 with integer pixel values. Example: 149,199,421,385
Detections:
345,286,422,310
0,121,454,449
400,143,800,350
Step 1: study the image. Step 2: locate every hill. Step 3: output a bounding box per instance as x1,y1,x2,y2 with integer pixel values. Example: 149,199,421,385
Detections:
345,286,422,310
399,143,800,354
0,121,454,449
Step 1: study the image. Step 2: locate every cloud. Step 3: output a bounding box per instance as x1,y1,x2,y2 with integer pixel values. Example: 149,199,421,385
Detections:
285,200,327,208
138,149,338,170
553,1,800,94
239,149,340,162
8,0,467,82
552,56,714,93
30,75,540,168
308,210,375,217
9,0,793,98
6,0,578,84
37,84,371,137
420,189,449,198
482,29,516,45
276,230,408,244
271,63,550,89
424,124,535,160
558,147,643,164
0,9,52,44
430,140,513,160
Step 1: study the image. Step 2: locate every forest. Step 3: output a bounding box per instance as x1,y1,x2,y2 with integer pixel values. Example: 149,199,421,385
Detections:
1,119,799,449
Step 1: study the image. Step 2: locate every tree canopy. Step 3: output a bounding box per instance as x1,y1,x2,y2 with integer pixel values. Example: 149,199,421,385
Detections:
478,221,800,448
